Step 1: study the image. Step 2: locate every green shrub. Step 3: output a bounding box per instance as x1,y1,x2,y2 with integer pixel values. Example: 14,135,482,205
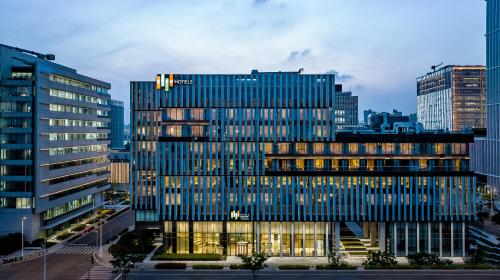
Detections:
0,233,22,255
154,263,187,269
229,264,250,269
407,252,452,266
327,251,347,266
192,264,224,269
101,209,115,215
95,214,106,219
316,264,357,270
152,253,224,261
278,264,310,270
71,224,86,232
492,213,500,225
362,251,397,267
56,231,73,240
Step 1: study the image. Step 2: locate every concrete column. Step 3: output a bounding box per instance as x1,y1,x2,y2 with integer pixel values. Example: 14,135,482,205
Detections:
405,222,408,256
427,223,431,254
279,222,283,257
268,222,272,256
370,223,377,246
439,222,442,257
416,222,420,252
393,223,397,256
313,222,317,257
325,222,329,255
363,222,370,238
379,222,386,252
334,222,340,253
302,223,306,256
450,222,454,257
291,222,295,257
462,222,465,257
256,222,260,253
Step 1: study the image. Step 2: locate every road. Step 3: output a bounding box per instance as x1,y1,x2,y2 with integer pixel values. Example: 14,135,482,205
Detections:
128,270,500,280
0,209,133,280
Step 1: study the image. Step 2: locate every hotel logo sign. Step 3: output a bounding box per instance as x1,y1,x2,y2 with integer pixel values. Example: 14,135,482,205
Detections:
156,74,193,92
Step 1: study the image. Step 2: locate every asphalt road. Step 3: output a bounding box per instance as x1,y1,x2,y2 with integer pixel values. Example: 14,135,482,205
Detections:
72,209,134,246
0,209,134,280
128,270,500,280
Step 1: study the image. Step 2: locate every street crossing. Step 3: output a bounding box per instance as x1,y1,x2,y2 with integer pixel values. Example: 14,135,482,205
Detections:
79,266,114,280
57,245,96,255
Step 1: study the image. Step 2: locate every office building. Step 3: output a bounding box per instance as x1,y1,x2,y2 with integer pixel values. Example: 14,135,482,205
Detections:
0,44,111,241
473,0,500,193
109,99,124,150
334,84,358,130
131,70,475,257
109,150,129,194
417,65,486,132
362,110,422,133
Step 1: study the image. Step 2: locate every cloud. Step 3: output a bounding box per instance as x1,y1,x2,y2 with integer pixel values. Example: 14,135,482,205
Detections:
324,69,354,82
286,49,311,62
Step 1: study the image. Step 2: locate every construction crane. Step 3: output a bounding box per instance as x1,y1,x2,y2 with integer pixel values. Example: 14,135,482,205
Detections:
431,62,443,72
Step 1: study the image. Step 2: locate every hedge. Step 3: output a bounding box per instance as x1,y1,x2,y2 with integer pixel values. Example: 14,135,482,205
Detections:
155,263,187,269
56,231,73,240
316,264,357,270
278,264,310,270
192,264,224,269
71,224,86,232
152,253,225,261
229,264,251,269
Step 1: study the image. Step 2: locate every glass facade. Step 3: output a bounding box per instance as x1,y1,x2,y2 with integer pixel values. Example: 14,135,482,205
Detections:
132,70,475,257
417,66,486,132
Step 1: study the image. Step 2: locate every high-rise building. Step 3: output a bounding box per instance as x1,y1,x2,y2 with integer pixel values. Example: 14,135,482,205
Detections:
417,65,486,132
473,1,500,193
131,70,475,257
0,44,111,241
334,84,358,130
109,99,124,150
109,150,129,194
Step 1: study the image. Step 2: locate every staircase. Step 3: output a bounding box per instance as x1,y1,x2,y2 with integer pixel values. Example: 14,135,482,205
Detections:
339,222,370,257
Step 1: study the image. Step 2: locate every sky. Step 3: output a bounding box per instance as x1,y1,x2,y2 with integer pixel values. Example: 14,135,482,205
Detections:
0,0,486,124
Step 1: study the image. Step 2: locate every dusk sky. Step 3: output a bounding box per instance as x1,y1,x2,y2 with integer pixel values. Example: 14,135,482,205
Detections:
0,0,486,123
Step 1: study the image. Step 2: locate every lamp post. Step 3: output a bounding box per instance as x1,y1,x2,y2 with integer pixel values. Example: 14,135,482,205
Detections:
21,216,27,257
42,239,47,280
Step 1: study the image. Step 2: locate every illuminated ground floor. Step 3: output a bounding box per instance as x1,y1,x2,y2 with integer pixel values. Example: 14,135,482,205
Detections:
152,221,468,257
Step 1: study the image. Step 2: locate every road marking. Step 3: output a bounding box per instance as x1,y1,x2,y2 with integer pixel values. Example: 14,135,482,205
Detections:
57,245,96,255
79,266,113,280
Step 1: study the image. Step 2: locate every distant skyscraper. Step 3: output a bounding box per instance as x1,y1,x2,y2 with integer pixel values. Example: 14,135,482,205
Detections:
473,0,500,193
0,44,111,241
334,84,358,130
417,65,486,131
109,99,124,149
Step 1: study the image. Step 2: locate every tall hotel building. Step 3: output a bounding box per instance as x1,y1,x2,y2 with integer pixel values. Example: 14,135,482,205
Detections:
132,70,476,257
417,65,486,132
473,0,500,193
0,45,111,241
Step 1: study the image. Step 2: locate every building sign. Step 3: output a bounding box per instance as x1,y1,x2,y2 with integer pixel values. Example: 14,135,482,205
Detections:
156,74,193,92
230,210,250,221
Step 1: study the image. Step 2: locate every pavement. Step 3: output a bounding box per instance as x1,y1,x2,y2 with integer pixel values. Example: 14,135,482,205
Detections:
128,270,500,280
0,209,134,280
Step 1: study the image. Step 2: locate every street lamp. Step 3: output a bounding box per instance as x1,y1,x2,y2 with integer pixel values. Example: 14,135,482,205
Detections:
21,216,27,258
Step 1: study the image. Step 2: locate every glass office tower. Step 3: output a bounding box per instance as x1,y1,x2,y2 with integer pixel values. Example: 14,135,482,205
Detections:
0,44,111,241
131,70,475,257
473,0,500,194
417,65,486,132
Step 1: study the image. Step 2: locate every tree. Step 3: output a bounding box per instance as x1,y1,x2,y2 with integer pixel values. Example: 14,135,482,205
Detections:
240,253,269,280
110,255,133,280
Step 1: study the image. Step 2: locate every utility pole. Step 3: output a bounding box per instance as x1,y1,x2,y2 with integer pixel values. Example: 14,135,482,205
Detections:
42,239,47,280
21,217,27,258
